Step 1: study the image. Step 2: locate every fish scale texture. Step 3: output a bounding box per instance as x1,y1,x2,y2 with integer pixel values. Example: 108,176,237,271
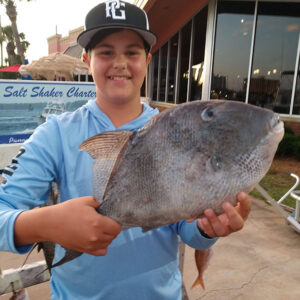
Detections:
97,100,283,228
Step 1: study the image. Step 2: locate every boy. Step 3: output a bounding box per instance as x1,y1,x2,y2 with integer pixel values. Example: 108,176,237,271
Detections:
0,1,250,299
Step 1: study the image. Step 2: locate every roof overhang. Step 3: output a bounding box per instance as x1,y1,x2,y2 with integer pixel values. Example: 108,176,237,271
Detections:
135,0,209,52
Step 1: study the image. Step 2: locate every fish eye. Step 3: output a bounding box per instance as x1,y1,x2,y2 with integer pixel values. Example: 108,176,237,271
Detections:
211,154,222,171
201,108,214,121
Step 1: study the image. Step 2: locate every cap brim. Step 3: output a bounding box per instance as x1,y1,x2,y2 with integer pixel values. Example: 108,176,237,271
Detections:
77,25,157,50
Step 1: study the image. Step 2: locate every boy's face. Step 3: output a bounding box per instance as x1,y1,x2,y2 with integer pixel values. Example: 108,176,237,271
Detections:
84,29,151,106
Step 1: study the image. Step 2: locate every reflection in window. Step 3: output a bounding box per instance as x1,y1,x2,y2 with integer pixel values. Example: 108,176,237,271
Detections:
211,1,255,101
167,34,178,103
191,6,208,101
158,43,168,102
293,54,300,114
249,2,300,114
151,53,159,101
178,21,192,103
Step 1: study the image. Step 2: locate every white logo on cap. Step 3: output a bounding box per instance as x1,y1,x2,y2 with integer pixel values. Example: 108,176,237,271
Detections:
106,0,126,20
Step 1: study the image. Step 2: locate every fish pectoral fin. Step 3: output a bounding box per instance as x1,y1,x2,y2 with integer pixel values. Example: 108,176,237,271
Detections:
79,131,133,159
191,277,205,290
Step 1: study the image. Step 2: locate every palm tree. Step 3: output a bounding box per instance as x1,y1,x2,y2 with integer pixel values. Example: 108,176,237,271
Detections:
0,16,5,66
1,24,29,65
3,25,19,65
0,0,31,64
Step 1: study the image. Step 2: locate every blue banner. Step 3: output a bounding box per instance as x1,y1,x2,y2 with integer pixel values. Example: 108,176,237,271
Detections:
0,80,96,144
0,134,31,144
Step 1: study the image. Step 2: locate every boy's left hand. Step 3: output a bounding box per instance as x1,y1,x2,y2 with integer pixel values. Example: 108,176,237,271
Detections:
197,192,251,238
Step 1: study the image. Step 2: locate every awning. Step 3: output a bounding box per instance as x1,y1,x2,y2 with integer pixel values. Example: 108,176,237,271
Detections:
18,53,89,81
0,64,21,72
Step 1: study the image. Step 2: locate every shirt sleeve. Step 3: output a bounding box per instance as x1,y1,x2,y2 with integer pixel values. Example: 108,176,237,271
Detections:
0,116,62,253
170,220,218,249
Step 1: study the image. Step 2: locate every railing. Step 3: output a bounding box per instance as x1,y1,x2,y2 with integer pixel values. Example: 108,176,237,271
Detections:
0,261,50,296
255,173,300,234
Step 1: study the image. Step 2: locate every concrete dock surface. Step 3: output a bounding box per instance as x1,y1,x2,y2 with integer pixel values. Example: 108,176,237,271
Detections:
183,197,300,300
0,197,300,299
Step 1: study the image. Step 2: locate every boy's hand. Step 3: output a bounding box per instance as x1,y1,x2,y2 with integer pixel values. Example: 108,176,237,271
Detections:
14,196,121,256
50,196,122,256
197,192,251,238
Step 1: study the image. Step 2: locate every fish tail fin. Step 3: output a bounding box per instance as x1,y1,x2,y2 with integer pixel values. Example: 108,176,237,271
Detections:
191,277,205,290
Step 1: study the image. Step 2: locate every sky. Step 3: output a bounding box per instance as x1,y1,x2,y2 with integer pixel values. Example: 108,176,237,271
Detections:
0,0,134,63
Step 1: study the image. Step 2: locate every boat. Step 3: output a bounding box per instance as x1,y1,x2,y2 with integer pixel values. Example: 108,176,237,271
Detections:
40,100,66,120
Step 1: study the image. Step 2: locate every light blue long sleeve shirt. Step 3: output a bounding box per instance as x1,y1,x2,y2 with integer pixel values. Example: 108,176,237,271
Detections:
0,100,217,300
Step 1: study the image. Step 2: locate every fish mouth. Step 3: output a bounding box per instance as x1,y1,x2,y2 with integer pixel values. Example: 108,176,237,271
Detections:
260,114,284,146
269,114,284,139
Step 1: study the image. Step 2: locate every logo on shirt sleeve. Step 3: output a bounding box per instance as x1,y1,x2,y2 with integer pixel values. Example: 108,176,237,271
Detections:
0,148,26,183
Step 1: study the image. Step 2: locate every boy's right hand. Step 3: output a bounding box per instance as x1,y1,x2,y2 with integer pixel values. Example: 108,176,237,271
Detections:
14,196,121,256
49,196,122,256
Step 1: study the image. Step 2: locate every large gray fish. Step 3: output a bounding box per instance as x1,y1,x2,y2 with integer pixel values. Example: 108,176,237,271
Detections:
53,100,284,267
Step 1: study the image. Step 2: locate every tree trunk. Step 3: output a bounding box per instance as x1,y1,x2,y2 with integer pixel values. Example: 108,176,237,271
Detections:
6,40,16,65
0,16,3,66
5,0,25,64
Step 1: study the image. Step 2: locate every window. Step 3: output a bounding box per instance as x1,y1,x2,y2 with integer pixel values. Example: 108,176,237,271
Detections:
178,21,192,103
151,52,159,101
149,5,208,104
167,34,179,103
211,1,255,101
249,2,300,114
159,43,169,102
191,6,208,101
293,52,300,114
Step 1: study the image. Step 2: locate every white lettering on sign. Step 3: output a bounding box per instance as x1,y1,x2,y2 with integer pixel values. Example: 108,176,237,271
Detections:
0,82,96,101
105,0,126,20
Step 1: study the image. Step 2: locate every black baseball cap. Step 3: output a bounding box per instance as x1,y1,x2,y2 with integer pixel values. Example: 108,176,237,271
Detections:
77,1,157,51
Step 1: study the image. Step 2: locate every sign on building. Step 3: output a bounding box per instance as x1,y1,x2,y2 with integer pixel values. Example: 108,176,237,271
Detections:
0,80,96,144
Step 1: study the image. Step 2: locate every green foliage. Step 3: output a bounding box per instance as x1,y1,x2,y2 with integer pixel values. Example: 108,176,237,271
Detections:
250,169,297,209
284,126,295,135
276,127,300,160
0,26,29,65
0,0,31,64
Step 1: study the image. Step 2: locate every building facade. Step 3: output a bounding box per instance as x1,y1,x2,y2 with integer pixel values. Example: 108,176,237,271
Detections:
47,26,84,58
47,27,92,81
135,0,300,133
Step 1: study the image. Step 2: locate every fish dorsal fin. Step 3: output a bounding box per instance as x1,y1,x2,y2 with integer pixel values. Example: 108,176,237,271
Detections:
79,131,133,159
79,131,133,201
